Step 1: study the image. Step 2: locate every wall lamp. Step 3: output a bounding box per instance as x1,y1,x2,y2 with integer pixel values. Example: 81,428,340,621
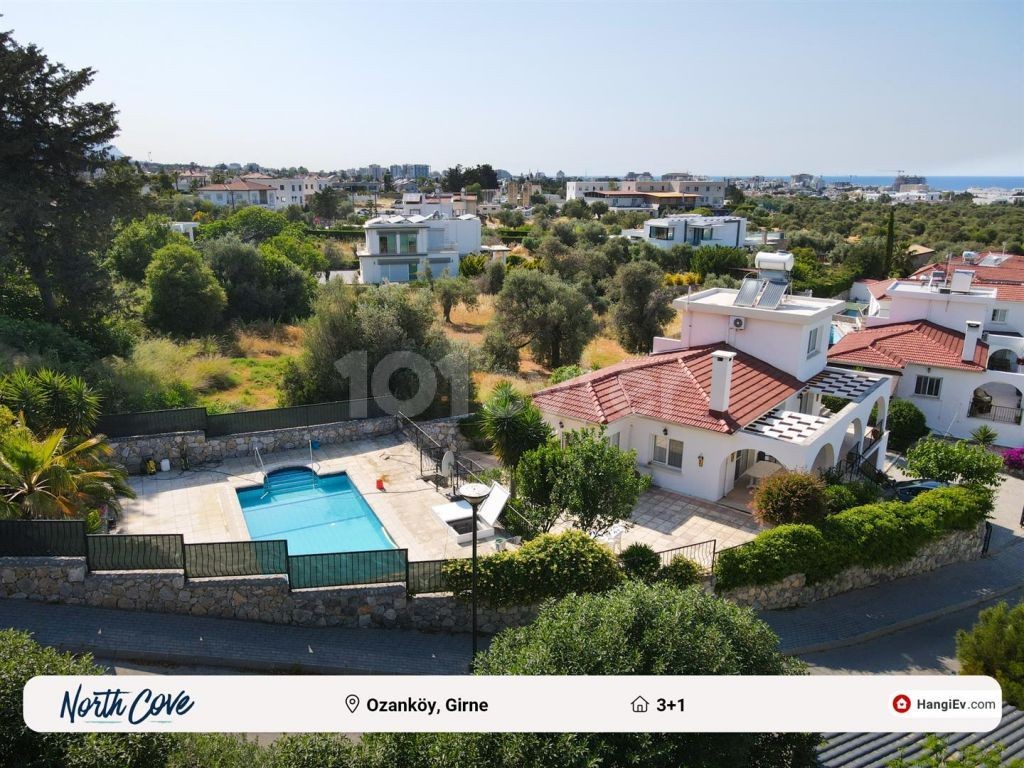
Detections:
698,454,704,468
558,421,564,429
662,427,669,436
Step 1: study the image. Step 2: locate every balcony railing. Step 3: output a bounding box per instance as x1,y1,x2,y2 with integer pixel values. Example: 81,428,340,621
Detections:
968,402,1023,424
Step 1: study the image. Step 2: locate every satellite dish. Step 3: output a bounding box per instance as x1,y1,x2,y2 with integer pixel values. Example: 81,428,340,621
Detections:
440,450,454,479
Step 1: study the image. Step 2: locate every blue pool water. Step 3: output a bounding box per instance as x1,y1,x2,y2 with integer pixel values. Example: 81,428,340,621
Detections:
237,468,395,555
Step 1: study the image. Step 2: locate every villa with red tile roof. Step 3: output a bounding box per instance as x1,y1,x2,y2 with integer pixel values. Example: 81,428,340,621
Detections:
837,252,1024,445
532,252,891,502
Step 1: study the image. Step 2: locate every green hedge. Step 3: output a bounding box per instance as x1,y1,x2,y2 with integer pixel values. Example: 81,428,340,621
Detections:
442,530,622,607
714,486,991,590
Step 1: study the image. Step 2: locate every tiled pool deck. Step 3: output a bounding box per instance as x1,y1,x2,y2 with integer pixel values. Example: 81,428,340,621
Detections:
118,434,759,561
118,434,502,561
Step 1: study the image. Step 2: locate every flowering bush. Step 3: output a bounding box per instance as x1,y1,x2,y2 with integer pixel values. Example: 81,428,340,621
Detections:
1003,447,1024,472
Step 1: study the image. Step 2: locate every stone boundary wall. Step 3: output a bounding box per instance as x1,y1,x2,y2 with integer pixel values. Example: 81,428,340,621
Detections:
109,415,469,473
406,416,473,453
0,558,536,634
717,523,986,610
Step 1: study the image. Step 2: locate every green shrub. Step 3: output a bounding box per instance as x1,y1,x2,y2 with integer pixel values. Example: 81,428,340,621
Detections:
620,543,661,583
547,365,585,385
820,394,850,414
481,328,520,374
0,629,176,768
887,398,929,451
264,733,359,768
442,530,623,606
458,253,487,278
714,525,833,590
752,471,827,526
956,601,1024,709
0,316,96,372
715,487,990,590
823,484,857,515
659,555,704,588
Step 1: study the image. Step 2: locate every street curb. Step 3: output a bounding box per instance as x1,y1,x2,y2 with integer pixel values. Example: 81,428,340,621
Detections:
781,580,1024,657
39,641,468,676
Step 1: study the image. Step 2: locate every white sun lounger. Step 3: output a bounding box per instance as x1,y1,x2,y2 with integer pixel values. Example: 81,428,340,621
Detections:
432,483,510,543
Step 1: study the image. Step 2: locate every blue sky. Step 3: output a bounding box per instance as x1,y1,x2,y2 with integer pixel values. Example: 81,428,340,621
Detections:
5,0,1023,176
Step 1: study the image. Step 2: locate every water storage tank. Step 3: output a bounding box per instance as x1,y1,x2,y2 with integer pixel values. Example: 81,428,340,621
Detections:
754,251,795,272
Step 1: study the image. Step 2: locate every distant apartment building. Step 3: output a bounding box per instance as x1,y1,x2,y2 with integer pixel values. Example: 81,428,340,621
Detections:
565,177,727,209
264,176,332,208
357,214,482,284
622,215,748,249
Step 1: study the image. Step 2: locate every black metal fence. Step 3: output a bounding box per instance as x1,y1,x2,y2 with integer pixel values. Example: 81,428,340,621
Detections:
407,559,449,594
95,399,389,439
654,539,718,572
0,520,87,557
288,549,407,590
184,540,289,579
87,534,184,571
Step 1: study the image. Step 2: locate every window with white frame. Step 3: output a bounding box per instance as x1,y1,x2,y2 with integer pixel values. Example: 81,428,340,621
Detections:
914,375,942,398
806,326,821,358
649,226,673,241
604,432,620,448
652,434,683,469
991,308,1008,323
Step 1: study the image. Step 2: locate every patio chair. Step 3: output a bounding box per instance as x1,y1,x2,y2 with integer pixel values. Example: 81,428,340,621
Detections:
432,482,510,543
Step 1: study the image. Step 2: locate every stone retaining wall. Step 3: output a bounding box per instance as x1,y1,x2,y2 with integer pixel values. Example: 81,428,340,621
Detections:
109,415,471,473
0,558,535,634
398,416,473,453
717,523,986,610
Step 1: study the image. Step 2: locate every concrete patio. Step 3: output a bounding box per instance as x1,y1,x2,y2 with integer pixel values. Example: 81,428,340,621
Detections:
117,433,504,562
620,488,761,553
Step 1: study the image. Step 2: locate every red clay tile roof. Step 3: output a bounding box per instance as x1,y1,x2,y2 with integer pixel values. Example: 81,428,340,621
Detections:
827,321,988,372
857,279,894,300
531,344,803,434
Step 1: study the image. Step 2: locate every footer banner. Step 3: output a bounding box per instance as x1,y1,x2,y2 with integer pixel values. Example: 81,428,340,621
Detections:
24,674,1003,733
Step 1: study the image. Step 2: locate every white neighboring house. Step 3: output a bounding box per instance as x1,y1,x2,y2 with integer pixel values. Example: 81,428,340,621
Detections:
833,253,1024,446
621,215,747,249
174,169,210,192
357,214,481,284
197,180,276,209
532,253,891,503
263,176,332,209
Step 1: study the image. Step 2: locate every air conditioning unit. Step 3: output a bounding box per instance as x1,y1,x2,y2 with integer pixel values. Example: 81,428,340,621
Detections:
730,316,747,330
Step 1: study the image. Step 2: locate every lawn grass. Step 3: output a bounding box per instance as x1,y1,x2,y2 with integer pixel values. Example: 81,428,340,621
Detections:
198,324,304,412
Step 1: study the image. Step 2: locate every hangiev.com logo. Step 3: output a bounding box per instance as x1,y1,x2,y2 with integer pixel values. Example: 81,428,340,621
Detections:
892,694,912,714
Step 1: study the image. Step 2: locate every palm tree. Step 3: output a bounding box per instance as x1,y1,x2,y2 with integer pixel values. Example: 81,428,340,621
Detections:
970,425,998,447
478,381,552,471
0,423,134,521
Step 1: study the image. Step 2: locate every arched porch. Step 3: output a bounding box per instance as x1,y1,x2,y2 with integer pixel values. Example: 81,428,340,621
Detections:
720,448,783,512
968,382,1023,425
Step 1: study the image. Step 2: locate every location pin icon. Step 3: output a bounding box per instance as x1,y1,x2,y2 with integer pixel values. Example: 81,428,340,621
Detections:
345,694,360,713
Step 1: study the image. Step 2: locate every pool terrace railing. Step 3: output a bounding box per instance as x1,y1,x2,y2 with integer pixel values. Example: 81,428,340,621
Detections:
0,520,413,592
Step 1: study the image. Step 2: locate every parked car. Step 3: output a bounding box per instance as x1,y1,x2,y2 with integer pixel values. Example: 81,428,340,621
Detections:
890,479,949,502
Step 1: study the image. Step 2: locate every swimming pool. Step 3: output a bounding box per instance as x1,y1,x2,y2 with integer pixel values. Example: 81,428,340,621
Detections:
237,468,395,555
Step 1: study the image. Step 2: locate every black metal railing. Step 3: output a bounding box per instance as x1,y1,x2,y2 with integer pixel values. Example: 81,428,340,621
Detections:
968,402,1023,425
87,534,184,571
653,539,717,572
407,559,450,594
288,549,407,590
0,520,87,557
711,541,750,570
184,540,289,579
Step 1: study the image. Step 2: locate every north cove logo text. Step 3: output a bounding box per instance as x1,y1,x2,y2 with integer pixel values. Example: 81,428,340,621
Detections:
60,683,194,725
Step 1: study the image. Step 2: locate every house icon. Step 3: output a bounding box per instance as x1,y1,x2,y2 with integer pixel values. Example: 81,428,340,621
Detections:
631,696,650,713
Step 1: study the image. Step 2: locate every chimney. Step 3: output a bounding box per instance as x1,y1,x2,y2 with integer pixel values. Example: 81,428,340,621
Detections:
710,350,737,413
962,321,982,362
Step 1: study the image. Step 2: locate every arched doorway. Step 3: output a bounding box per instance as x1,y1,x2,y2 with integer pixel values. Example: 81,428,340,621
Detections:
811,442,836,474
841,417,864,464
987,349,1019,373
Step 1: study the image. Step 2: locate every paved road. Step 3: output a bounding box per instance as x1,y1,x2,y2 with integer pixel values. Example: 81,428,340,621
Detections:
803,586,1024,675
0,600,472,675
762,538,1024,655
